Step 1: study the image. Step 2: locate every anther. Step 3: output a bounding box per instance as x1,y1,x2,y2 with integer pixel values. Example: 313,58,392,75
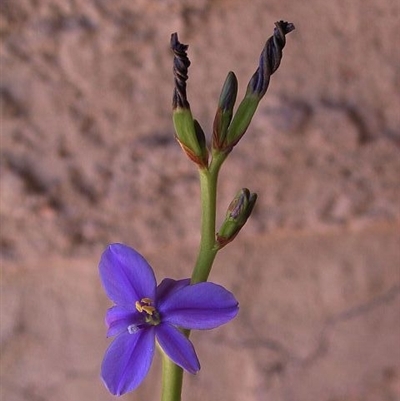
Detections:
135,300,143,313
142,305,156,315
141,298,153,305
135,298,156,316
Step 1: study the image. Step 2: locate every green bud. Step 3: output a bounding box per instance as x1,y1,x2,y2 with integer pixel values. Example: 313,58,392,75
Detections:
213,71,238,150
216,188,257,248
173,108,208,167
193,119,207,155
223,94,260,150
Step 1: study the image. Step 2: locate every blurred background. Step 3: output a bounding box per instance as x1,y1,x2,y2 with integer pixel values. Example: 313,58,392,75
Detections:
1,0,399,400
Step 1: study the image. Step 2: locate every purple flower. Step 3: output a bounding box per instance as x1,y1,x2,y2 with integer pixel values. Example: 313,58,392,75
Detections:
99,243,239,396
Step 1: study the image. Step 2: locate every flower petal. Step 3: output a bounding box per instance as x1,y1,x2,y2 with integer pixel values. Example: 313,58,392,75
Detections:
101,328,155,396
156,323,200,374
105,306,142,337
159,282,239,329
156,278,190,304
99,243,157,308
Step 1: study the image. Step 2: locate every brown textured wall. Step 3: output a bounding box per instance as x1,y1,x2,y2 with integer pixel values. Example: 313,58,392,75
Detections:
1,0,399,400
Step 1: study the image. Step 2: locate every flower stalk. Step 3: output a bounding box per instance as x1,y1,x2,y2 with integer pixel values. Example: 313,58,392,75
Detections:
99,20,294,401
160,151,227,401
162,22,294,400
161,353,184,401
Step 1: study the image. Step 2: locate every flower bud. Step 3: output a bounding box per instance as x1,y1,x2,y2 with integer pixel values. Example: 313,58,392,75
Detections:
216,188,257,248
212,71,238,151
173,108,209,167
223,95,259,149
218,21,294,151
171,32,208,168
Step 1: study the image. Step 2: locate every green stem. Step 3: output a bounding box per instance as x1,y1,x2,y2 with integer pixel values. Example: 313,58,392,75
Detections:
190,170,217,283
160,150,227,401
161,352,184,401
191,151,226,283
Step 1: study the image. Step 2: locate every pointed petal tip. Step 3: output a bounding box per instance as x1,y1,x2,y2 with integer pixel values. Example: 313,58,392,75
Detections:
159,282,239,330
156,323,200,374
99,243,157,307
101,329,155,396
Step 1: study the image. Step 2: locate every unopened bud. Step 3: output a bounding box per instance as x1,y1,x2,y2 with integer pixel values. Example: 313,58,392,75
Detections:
220,21,294,151
224,95,259,149
213,71,238,151
173,109,208,167
216,188,257,248
171,33,209,168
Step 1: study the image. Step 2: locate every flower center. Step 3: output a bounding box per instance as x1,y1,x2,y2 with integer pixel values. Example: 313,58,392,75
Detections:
134,297,160,326
135,297,156,315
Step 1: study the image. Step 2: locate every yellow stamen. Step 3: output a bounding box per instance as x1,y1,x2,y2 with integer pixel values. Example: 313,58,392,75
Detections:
142,305,156,315
141,297,153,305
135,298,156,316
135,300,143,313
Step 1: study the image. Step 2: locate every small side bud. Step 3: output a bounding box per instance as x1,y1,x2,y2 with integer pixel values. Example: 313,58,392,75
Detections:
213,71,238,151
216,188,257,249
